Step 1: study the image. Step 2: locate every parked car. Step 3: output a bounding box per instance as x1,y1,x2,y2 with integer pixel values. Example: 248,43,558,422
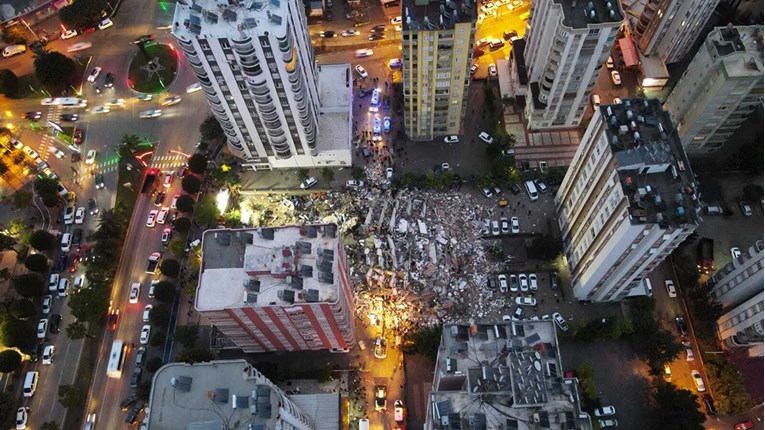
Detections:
552,312,569,331
444,135,459,144
518,274,528,292
740,201,753,216
515,296,536,306
665,279,677,298
300,177,318,189
374,385,387,410
599,419,618,428
594,406,616,417
691,370,706,392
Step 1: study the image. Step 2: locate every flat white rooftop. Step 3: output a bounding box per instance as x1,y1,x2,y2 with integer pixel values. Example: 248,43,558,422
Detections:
316,63,352,152
173,0,291,41
197,225,341,311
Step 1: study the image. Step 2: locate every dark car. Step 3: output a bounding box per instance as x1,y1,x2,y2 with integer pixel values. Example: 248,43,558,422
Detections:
95,173,105,189
382,96,390,110
49,314,61,334
104,72,114,88
59,113,79,122
55,254,67,272
130,367,142,388
71,152,81,163
108,309,119,331
357,88,371,98
550,271,559,289
702,395,717,416
510,184,521,195
22,112,42,121
321,30,335,38
368,34,384,41
135,347,146,367
67,254,80,272
487,276,498,290
29,40,47,51
124,402,143,424
154,192,166,207
71,228,83,247
502,30,518,41
88,198,98,215
324,10,333,21
675,316,688,336
120,395,137,411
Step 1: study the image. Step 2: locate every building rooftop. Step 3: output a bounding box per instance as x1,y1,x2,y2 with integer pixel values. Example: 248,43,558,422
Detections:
597,98,701,229
316,64,352,152
511,39,528,85
173,0,291,41
402,0,477,32
197,224,341,311
148,360,338,430
710,25,764,78
430,322,591,430
552,0,623,30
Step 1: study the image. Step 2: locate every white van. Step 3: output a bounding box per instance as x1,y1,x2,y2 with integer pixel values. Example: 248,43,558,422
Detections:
2,44,26,58
359,419,369,430
524,180,539,201
60,232,71,252
23,371,38,397
56,97,87,109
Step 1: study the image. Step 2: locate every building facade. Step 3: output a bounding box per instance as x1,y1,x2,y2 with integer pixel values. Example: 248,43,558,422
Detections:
632,0,720,64
196,225,355,353
555,98,701,302
401,0,476,141
523,0,623,130
172,0,352,170
425,322,592,430
663,25,764,155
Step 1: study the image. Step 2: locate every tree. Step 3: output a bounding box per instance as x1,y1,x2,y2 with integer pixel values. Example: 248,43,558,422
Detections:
0,318,36,349
13,273,45,297
33,50,76,92
173,325,199,348
65,320,89,340
57,0,105,29
174,217,191,233
403,324,442,360
0,233,16,252
1,26,26,45
0,69,19,97
295,168,309,183
150,332,166,347
528,235,563,261
351,166,365,181
199,114,224,142
10,299,36,319
24,254,48,273
176,347,213,364
29,230,56,251
160,259,181,278
742,183,763,203
321,167,335,184
704,354,753,414
67,283,109,322
647,381,705,430
0,350,21,373
176,195,195,213
0,393,16,430
193,194,220,226
58,384,86,408
167,237,186,256
182,175,202,194
187,153,208,174
640,329,684,372
153,281,176,303
145,357,163,373
149,303,171,326
33,177,60,198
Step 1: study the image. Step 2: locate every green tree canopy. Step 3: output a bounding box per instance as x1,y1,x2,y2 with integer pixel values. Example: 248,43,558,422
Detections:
13,273,45,297
704,354,753,415
149,303,171,326
174,217,191,233
193,194,220,226
160,259,181,278
173,325,199,348
57,0,104,29
153,281,176,303
65,320,90,340
0,233,16,252
181,175,202,194
0,69,19,97
150,331,166,347
0,350,21,373
0,318,36,349
321,167,335,184
34,177,60,198
187,153,208,174
199,114,224,142
350,166,365,181
0,393,16,430
33,51,76,92
175,195,195,213
10,299,36,319
58,384,86,408
295,168,309,183
647,381,705,430
167,237,186,256
29,230,56,251
67,282,109,322
24,253,48,273
176,347,213,364
1,26,26,44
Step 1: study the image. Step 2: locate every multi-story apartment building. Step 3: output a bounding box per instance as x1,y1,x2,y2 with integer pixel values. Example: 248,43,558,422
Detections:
663,25,764,155
425,322,592,430
401,0,476,140
148,359,340,429
172,0,352,170
705,240,764,356
523,0,623,130
632,0,720,64
555,98,701,302
196,224,355,353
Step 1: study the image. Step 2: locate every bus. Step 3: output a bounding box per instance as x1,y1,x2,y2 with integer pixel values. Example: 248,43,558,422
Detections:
106,341,128,378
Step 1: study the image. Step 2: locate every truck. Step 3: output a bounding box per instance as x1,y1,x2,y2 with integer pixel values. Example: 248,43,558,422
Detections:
697,238,714,274
146,252,161,274
141,168,159,194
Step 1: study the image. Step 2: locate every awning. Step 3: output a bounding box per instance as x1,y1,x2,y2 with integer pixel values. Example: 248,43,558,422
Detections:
619,37,639,67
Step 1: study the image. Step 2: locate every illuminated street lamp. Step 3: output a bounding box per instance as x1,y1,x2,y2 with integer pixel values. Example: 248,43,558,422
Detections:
216,188,230,214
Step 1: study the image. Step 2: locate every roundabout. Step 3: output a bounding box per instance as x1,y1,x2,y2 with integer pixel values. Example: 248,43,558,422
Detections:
127,42,179,94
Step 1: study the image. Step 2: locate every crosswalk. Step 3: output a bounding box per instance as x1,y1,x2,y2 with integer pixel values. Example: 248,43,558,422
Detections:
150,154,188,170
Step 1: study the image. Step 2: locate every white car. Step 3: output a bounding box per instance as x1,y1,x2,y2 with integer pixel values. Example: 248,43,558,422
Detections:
22,146,39,160
146,210,158,227
355,49,373,58
52,148,66,159
594,406,616,417
75,207,86,224
515,296,537,306
552,312,569,331
105,98,125,107
98,18,113,30
509,275,518,292
691,370,705,392
391,16,402,25
519,274,528,292
171,194,179,209
91,106,110,114
67,42,92,52
498,274,508,293
157,207,169,224
491,221,500,236
37,319,48,339
42,345,55,365
488,63,497,77
15,407,28,430
140,325,151,344
129,282,141,304
665,280,677,298
529,274,538,291
161,227,172,244
300,177,318,189
61,29,77,39
186,82,202,93
42,295,52,315
86,67,102,82
48,274,59,292
511,216,520,233
385,167,394,181
139,109,162,119
606,55,614,69
355,65,368,78
730,247,741,260
341,29,360,37
63,206,75,225
57,278,69,297
599,420,618,429
85,149,97,165
444,135,459,144
610,70,622,85
160,96,182,106
500,217,509,234
478,131,494,144
143,305,153,323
